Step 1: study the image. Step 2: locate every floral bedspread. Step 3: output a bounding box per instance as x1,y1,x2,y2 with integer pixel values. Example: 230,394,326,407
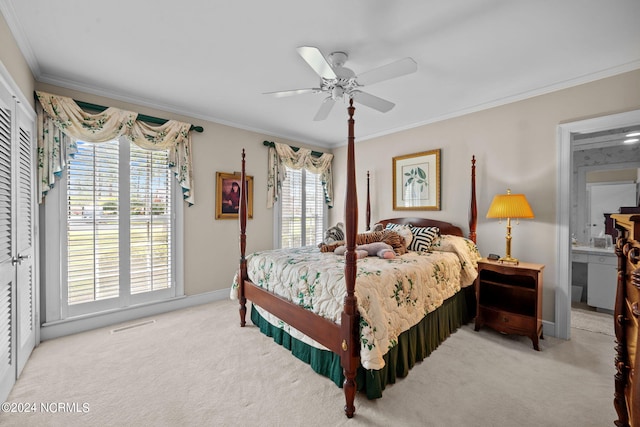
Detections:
231,235,481,370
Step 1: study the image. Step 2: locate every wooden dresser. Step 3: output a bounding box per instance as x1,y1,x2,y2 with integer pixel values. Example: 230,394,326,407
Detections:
612,214,640,427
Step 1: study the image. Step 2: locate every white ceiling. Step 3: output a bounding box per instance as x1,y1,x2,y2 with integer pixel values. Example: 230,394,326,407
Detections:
2,0,639,148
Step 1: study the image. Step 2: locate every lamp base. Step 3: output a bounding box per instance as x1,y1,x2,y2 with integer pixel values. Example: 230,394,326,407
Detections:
498,256,519,265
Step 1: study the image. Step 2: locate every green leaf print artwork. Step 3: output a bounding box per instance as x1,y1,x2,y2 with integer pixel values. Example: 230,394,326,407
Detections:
403,166,428,201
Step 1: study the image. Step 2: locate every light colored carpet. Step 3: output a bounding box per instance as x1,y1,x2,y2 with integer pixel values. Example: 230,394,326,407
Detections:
0,300,617,427
571,307,614,336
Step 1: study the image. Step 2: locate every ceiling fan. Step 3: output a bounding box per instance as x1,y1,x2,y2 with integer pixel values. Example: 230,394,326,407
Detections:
264,46,418,121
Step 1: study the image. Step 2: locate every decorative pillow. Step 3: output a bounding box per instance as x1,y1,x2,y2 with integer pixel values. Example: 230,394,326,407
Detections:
384,223,412,248
430,234,480,258
429,234,482,285
408,226,440,252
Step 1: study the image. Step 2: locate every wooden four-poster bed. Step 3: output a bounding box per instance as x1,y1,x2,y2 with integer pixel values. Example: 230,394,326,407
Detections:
235,99,479,418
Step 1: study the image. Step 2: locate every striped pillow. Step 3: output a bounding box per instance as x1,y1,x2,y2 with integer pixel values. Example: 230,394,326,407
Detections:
384,223,404,231
408,226,440,252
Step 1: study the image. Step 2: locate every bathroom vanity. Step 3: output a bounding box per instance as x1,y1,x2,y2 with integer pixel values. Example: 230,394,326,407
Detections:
572,244,617,311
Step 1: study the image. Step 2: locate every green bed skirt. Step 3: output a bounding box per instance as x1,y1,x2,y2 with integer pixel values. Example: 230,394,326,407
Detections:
250,285,476,399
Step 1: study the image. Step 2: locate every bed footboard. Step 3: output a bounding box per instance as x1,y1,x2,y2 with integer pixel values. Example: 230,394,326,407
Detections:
237,115,360,416
237,102,479,418
244,281,342,353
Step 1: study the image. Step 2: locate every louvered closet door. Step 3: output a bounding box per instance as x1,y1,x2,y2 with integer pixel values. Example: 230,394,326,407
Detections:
0,83,16,401
15,101,35,376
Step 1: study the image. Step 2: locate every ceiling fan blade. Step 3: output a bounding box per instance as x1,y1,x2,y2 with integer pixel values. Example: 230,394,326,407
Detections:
352,91,395,113
357,57,417,86
297,46,337,80
313,98,336,121
263,88,321,97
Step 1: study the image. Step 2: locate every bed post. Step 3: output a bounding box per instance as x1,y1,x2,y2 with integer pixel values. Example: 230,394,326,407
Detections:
366,171,371,231
239,149,248,327
469,155,477,243
342,98,360,418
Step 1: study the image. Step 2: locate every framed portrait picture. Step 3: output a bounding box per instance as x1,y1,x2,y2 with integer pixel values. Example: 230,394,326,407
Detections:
392,149,441,210
216,172,253,219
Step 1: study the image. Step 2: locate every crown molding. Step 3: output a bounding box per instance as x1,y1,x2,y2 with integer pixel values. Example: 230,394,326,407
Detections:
0,0,41,77
343,60,640,147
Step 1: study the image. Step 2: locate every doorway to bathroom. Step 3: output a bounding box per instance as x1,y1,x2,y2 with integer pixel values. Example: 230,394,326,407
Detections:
556,109,640,340
570,129,638,336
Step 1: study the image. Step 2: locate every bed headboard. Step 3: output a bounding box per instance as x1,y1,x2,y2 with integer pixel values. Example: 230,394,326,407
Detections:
376,217,464,237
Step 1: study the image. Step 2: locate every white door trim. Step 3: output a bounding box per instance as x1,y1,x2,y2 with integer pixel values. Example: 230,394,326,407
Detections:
556,109,640,339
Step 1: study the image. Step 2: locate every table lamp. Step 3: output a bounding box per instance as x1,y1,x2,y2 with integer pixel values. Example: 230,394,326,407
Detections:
486,189,534,264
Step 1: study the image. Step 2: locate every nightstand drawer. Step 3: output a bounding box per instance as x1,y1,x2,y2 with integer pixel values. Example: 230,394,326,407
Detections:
480,306,536,333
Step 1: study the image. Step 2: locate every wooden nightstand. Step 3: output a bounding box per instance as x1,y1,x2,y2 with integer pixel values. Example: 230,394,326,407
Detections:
474,259,545,350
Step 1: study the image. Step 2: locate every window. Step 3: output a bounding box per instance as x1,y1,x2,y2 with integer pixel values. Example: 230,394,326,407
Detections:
277,167,325,248
63,138,176,317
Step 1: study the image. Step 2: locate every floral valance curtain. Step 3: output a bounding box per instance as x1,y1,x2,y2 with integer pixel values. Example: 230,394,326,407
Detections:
35,91,195,205
267,141,333,208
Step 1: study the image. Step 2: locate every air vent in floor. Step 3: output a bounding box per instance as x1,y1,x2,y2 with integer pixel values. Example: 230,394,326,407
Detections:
110,319,156,334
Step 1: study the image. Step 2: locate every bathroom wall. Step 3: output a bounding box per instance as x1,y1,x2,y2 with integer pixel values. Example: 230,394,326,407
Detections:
571,143,640,245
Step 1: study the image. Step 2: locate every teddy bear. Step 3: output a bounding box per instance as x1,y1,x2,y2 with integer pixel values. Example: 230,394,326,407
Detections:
333,242,395,259
319,229,407,256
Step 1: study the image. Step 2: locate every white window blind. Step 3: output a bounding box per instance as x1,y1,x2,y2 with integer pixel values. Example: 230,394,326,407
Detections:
129,144,171,294
66,139,173,309
67,140,120,304
279,167,324,248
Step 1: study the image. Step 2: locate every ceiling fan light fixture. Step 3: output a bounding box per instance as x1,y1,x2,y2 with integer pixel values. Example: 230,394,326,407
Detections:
328,51,348,68
331,86,344,100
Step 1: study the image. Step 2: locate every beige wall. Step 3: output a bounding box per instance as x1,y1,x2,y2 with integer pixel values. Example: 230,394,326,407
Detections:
330,69,640,321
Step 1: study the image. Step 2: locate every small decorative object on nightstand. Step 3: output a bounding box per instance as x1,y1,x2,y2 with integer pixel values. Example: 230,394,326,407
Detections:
474,258,545,350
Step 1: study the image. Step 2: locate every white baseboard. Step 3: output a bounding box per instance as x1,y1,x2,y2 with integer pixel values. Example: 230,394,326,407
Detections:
542,320,556,339
40,289,230,341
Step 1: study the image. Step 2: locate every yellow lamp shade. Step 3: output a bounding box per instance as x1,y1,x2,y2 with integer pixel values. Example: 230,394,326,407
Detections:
486,191,534,219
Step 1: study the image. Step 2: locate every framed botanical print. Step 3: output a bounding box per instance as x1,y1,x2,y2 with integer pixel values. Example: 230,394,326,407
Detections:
216,172,253,219
392,149,441,210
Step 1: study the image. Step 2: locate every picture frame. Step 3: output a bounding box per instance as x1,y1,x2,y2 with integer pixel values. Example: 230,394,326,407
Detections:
392,149,441,210
216,172,253,220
